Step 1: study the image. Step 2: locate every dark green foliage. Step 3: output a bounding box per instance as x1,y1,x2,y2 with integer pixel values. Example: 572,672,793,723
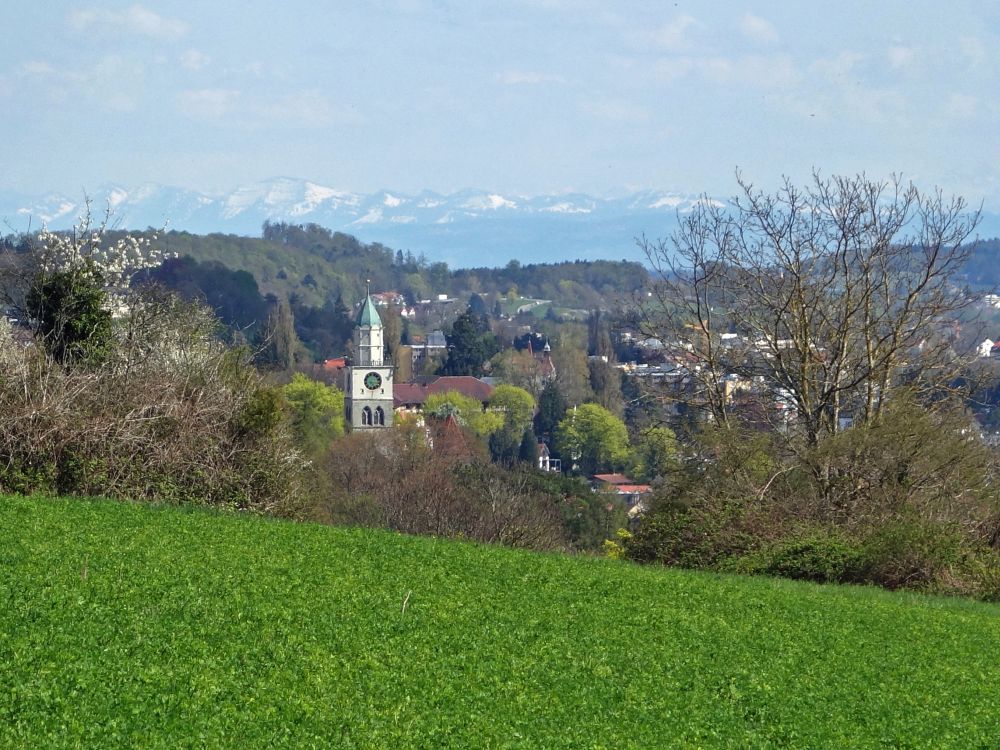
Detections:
860,517,967,590
232,386,286,439
534,380,566,445
467,292,488,317
26,265,112,365
453,258,648,308
442,308,499,377
518,427,539,465
734,532,868,584
555,482,630,551
139,255,269,337
488,427,520,466
136,224,649,313
629,426,680,482
3,496,999,747
512,331,547,352
291,294,353,361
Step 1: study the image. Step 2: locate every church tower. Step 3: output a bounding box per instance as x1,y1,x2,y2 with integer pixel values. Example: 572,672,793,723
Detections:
345,284,394,430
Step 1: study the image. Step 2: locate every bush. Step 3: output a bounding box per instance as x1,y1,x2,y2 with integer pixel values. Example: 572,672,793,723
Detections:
0,295,305,514
734,531,867,584
860,518,966,590
622,411,1000,600
316,428,569,551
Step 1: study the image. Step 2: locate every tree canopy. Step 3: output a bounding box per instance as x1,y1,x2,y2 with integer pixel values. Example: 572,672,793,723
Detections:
282,374,346,456
424,390,503,437
555,403,630,475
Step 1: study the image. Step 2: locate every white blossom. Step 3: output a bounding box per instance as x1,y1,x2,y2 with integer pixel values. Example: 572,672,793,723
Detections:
34,202,175,303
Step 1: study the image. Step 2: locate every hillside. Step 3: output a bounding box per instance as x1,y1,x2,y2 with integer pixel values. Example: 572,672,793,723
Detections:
2,495,999,748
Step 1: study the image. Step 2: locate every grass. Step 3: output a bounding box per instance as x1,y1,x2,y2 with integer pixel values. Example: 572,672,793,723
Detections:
2,495,999,748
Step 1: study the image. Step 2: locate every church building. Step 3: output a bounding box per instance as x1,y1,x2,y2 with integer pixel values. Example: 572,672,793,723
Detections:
345,285,394,430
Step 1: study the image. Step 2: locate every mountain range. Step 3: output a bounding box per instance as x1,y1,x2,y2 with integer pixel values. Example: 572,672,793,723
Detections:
3,178,998,269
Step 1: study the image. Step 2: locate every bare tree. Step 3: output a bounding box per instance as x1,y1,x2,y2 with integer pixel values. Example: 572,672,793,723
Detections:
639,171,981,450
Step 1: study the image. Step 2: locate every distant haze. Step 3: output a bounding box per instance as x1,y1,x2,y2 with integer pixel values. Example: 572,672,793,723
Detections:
4,179,998,269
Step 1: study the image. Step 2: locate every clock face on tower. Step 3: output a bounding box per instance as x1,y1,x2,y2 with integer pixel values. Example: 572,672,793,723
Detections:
363,371,383,390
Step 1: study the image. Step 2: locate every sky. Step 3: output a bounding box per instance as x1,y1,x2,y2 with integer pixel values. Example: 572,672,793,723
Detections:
2,1,999,207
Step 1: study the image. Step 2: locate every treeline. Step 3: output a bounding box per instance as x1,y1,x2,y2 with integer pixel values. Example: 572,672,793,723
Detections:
121,221,648,311
958,237,1000,290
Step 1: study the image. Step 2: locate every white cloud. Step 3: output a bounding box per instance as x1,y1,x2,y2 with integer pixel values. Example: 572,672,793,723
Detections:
653,54,796,89
887,46,914,70
496,70,565,86
69,4,187,40
581,99,649,123
958,36,986,67
258,90,359,127
180,49,211,71
811,51,864,81
178,88,240,119
16,55,141,111
946,93,978,119
19,61,58,76
647,15,697,51
176,88,357,128
740,13,778,44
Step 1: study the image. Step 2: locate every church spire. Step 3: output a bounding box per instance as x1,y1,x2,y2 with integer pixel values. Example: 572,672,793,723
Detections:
356,280,382,327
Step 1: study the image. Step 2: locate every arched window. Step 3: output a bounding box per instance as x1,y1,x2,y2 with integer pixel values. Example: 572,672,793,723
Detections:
362,406,373,426
374,406,385,426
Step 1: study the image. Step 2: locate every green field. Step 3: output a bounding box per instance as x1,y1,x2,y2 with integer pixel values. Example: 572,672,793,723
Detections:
2,496,999,748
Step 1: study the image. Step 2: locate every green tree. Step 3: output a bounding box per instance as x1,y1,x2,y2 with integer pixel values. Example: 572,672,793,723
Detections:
424,390,503,437
487,384,536,465
518,427,540,465
534,380,567,444
587,309,613,358
282,373,345,456
468,293,488,318
443,308,499,377
381,305,402,365
555,403,630,475
630,426,679,482
489,384,536,436
26,263,112,365
489,427,521,466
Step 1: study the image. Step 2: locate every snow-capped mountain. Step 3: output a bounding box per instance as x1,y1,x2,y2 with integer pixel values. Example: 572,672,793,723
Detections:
5,178,997,268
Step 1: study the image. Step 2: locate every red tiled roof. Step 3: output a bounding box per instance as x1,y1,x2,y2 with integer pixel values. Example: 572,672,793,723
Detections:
394,376,494,408
616,485,652,494
322,357,347,371
593,473,633,485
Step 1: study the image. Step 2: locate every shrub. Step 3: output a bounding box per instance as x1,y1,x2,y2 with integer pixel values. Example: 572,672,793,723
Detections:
860,518,966,590
0,295,304,514
623,411,1000,600
734,531,867,584
317,429,569,551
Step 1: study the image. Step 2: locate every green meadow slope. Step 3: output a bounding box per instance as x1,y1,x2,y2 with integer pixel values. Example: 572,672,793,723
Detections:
2,495,998,749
